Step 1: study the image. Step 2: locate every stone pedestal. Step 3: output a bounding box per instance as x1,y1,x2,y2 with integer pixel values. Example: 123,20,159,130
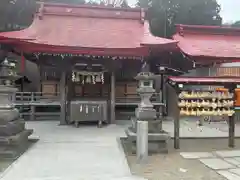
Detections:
125,117,170,154
135,108,156,120
0,85,33,159
125,129,169,154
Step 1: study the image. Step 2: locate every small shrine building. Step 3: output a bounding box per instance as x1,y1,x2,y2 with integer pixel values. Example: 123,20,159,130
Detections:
173,24,240,68
0,2,178,124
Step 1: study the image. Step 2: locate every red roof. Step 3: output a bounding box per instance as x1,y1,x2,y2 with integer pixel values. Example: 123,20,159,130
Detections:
0,3,177,57
173,24,240,59
168,76,240,85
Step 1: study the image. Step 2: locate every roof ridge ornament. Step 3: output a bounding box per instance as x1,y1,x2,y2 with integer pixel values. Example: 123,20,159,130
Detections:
140,8,145,24
179,25,184,37
38,2,45,20
66,8,73,13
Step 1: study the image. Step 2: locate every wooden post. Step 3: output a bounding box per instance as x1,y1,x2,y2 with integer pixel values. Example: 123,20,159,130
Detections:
229,115,235,148
66,71,72,123
60,71,67,125
155,75,161,119
173,86,180,149
30,105,35,121
110,71,116,124
160,73,165,116
227,85,236,148
31,92,34,102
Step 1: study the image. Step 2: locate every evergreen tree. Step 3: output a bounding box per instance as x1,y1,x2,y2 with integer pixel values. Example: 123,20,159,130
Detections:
137,0,222,37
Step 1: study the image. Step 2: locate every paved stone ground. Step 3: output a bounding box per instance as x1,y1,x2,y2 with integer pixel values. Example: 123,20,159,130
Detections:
1,120,240,180
164,119,240,138
0,121,145,180
125,139,240,180
181,150,240,179
117,119,240,138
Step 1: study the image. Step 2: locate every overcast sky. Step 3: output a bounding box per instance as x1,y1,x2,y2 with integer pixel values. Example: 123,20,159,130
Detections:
127,0,239,23
218,0,240,23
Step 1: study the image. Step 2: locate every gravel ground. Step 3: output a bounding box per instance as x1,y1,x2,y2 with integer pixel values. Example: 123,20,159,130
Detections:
123,138,240,180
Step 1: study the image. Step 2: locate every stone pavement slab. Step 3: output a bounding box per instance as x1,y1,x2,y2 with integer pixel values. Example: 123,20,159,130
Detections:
216,150,240,158
229,168,240,176
0,122,135,180
162,120,227,138
180,152,215,159
224,158,240,166
217,170,240,180
114,176,148,180
199,158,235,170
234,157,240,162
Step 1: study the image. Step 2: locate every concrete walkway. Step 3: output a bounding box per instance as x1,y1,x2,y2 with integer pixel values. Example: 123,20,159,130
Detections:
0,122,144,180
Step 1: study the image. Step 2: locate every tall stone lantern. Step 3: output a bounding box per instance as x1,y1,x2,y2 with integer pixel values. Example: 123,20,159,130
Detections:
0,57,33,158
125,67,170,154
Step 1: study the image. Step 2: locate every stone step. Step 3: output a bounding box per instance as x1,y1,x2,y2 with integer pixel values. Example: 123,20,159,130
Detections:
0,147,19,159
0,143,31,159
0,129,33,145
0,120,25,136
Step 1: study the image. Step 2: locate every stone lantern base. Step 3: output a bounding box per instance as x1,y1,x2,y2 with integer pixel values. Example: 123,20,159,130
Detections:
0,86,33,159
135,107,157,120
125,117,170,154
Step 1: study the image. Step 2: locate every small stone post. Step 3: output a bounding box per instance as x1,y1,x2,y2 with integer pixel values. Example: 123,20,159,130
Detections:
137,120,148,163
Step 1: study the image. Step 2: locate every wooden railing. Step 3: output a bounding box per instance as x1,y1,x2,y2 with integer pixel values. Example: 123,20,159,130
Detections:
15,92,60,103
14,92,61,121
15,92,161,103
13,91,164,121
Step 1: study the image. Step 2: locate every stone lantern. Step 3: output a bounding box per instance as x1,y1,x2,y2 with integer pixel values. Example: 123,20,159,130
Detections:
125,65,170,154
135,71,156,120
0,57,33,158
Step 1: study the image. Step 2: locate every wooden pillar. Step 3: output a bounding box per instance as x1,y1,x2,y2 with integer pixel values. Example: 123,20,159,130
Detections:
173,87,180,149
110,71,116,124
155,75,161,118
60,70,67,125
228,86,236,148
161,74,167,116
66,71,72,123
229,115,235,147
30,105,35,121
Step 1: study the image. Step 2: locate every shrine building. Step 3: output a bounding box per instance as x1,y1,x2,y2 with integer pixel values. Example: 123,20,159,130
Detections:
0,2,179,124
